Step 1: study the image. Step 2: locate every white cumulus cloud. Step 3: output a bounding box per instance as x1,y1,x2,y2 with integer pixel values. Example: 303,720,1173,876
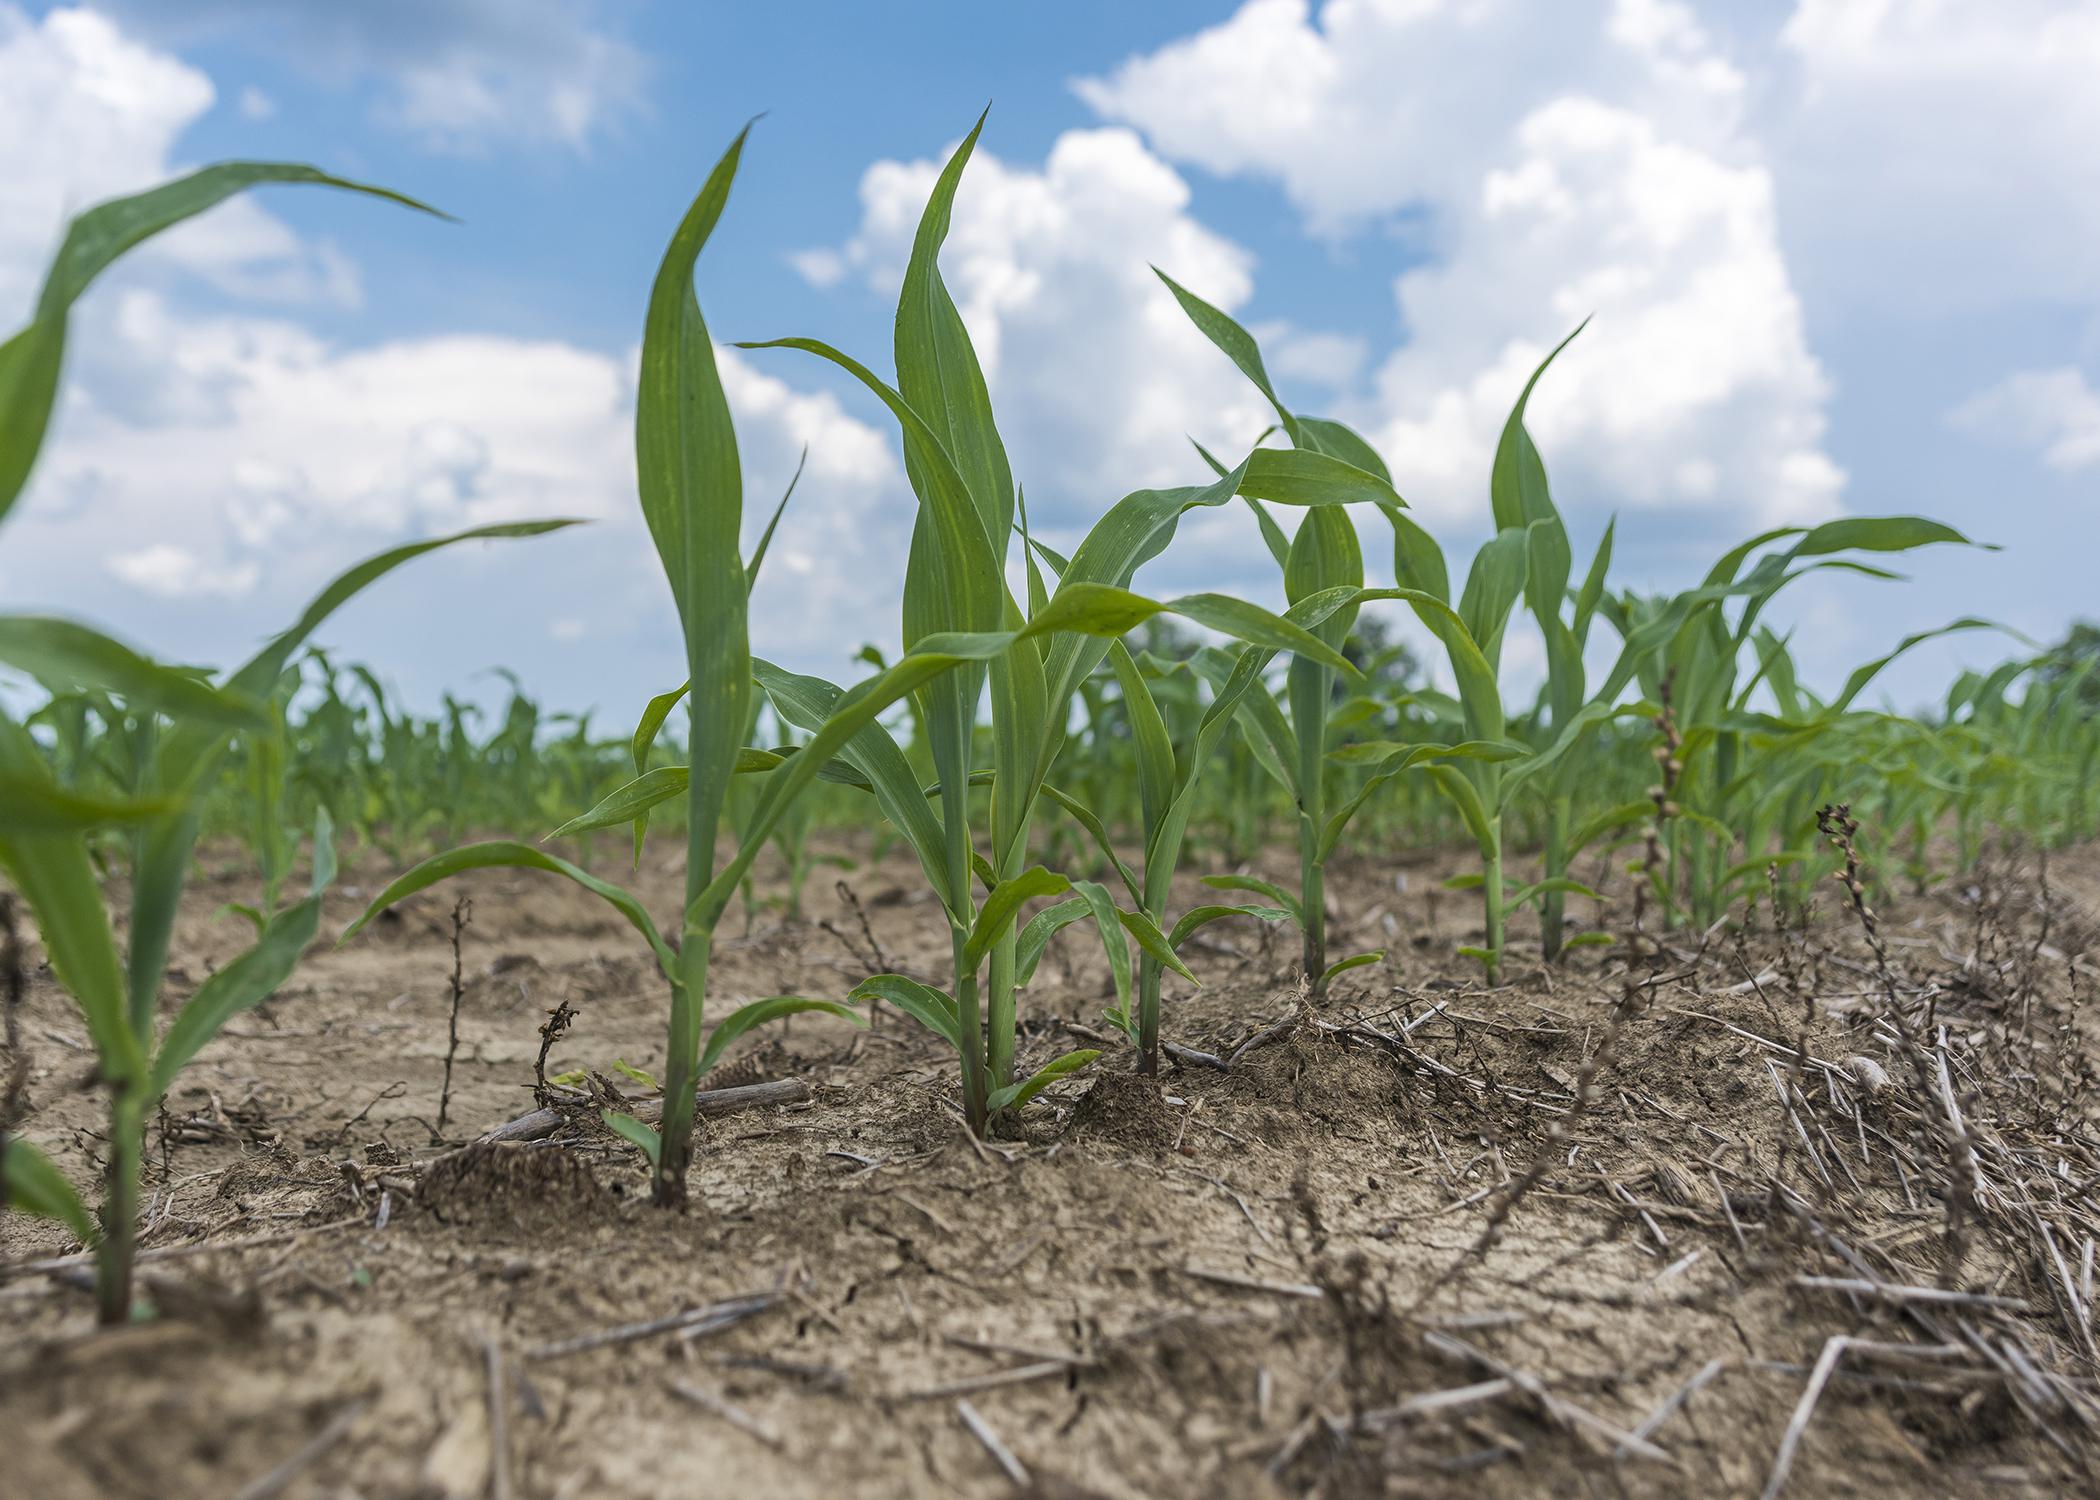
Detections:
1080,0,1842,530
1950,368,2100,475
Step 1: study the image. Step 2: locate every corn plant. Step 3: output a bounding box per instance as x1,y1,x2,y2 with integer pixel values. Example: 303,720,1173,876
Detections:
0,163,574,1320
714,114,1401,1120
1593,521,1994,925
1155,271,1425,997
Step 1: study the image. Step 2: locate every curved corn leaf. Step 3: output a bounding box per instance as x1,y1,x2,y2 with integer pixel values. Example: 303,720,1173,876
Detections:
1071,879,1135,1022
343,841,676,983
1119,908,1198,984
602,1110,662,1167
1200,873,1302,923
0,616,264,728
0,769,173,832
1507,877,1602,913
755,657,953,911
3,162,442,529
1319,740,1521,860
1015,896,1094,987
1490,320,1585,533
130,519,582,1039
1037,785,1143,907
964,866,1070,972
698,995,866,1079
0,1137,96,1242
850,974,960,1051
1166,903,1293,952
0,716,143,1082
1240,447,1402,510
986,1048,1101,1114
1321,950,1385,983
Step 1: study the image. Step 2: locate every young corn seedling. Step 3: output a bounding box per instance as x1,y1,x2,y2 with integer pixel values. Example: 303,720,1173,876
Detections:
0,163,573,1319
1477,327,1623,961
720,114,1399,1125
1593,518,1996,926
340,129,911,1205
1155,271,1422,997
1159,274,1563,988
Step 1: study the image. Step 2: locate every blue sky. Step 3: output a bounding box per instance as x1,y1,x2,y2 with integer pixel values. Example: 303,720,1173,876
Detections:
2,1,2094,724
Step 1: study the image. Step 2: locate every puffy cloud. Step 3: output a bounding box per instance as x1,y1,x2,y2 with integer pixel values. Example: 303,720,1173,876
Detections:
1950,368,2100,474
0,4,908,706
0,6,357,314
14,282,909,678
108,544,258,600
1080,0,1841,530
800,126,1284,554
86,0,646,153
1774,0,2100,312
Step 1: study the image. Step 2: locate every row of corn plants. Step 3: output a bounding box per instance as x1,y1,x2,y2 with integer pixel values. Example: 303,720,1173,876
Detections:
5,119,2096,1320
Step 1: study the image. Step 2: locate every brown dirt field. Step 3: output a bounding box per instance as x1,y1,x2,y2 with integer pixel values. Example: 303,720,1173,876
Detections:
4,830,2099,1499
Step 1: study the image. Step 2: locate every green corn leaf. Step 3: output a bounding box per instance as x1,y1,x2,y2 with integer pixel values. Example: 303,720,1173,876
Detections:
1243,494,1294,570
1457,527,1531,670
1152,267,1293,430
1321,950,1385,983
638,126,754,926
0,716,144,1084
745,445,806,589
628,677,691,865
1489,320,1585,533
2,162,442,530
1200,873,1302,923
1572,517,1615,642
849,974,960,1051
1118,908,1199,984
1015,896,1096,988
1318,740,1522,860
1293,416,1391,479
697,995,866,1079
0,616,265,728
1391,512,1451,605
602,1110,662,1167
1501,700,1645,796
0,1137,97,1243
897,108,1014,546
549,765,691,838
1108,641,1175,835
1142,642,1275,892
343,841,677,986
1240,447,1402,511
0,770,173,832
128,518,582,1044
1507,877,1602,912
1165,903,1294,952
1423,763,1496,855
1789,515,1982,558
755,658,953,904
964,866,1071,972
986,1048,1101,1114
1036,785,1143,907
1826,618,2005,716
1072,880,1135,1023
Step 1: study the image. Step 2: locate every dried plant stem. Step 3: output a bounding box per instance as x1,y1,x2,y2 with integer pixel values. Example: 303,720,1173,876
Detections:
0,894,26,1203
435,895,472,1140
1817,804,1977,1287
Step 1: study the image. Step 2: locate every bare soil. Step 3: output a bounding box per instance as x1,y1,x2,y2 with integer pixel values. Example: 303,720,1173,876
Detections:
5,830,2099,1499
